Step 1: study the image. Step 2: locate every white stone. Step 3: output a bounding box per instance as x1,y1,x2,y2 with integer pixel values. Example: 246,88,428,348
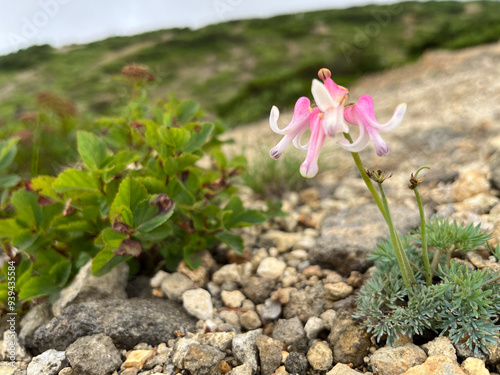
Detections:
256,257,286,280
182,289,213,320
221,290,246,308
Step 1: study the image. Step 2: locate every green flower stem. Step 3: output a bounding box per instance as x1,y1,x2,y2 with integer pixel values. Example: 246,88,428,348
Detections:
413,187,432,285
343,133,414,292
412,166,432,285
343,133,387,221
379,181,415,291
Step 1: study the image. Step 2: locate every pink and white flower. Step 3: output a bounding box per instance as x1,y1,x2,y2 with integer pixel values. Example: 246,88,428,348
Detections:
311,72,349,137
269,96,311,160
299,107,326,178
338,94,407,156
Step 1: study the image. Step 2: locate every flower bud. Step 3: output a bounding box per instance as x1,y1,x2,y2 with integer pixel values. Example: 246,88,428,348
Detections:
318,68,331,82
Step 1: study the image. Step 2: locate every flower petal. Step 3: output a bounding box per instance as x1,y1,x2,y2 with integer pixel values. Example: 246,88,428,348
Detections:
300,110,326,178
292,127,309,151
269,106,284,134
270,133,294,159
337,124,370,153
269,97,311,135
370,103,407,132
311,79,335,112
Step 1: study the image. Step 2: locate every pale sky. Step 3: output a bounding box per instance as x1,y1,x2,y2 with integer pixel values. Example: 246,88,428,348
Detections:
0,0,434,56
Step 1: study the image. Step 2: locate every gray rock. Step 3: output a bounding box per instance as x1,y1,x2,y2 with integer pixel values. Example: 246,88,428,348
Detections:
232,329,262,372
307,341,333,371
58,368,77,375
2,330,31,362
328,311,370,367
369,344,427,375
324,282,354,302
256,335,283,375
182,288,213,320
284,351,309,375
172,335,200,369
31,299,196,351
19,303,52,347
422,336,457,362
212,264,242,285
272,317,305,347
326,363,363,374
304,317,326,340
258,299,282,322
240,310,262,330
161,272,195,301
52,261,129,316
26,349,66,375
311,204,421,275
198,332,235,352
454,341,488,362
221,290,246,309
183,344,225,374
228,363,253,375
256,258,287,280
282,283,325,323
241,277,275,304
65,334,121,375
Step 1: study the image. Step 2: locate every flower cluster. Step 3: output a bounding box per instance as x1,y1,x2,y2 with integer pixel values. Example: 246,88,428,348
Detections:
269,68,407,177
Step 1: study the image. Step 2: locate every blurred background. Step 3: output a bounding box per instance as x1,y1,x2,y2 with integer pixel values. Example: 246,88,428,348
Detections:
0,0,499,179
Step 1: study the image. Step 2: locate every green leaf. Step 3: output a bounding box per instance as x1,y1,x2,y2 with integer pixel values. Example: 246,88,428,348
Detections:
177,100,200,124
159,127,191,150
184,123,214,152
216,231,244,253
0,219,23,238
53,169,100,193
110,177,148,218
101,228,128,251
222,196,266,228
0,174,20,188
138,177,168,194
110,206,134,227
49,260,71,287
18,276,59,300
0,138,19,171
166,176,195,206
135,197,175,232
10,189,42,229
51,215,96,233
77,131,109,170
91,246,127,277
31,175,58,199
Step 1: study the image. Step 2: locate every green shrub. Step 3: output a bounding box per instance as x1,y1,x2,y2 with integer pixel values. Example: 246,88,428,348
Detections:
0,72,267,311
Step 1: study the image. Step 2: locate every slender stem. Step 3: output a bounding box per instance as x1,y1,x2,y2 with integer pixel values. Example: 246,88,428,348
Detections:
378,181,414,292
414,187,432,285
344,133,387,221
395,231,416,283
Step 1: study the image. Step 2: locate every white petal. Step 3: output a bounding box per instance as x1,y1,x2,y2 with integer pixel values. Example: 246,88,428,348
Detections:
337,126,370,153
292,128,309,151
311,79,335,112
371,103,407,132
269,106,286,135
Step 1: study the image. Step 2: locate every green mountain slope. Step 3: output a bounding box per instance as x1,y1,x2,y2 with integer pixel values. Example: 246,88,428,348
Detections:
1,0,499,129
